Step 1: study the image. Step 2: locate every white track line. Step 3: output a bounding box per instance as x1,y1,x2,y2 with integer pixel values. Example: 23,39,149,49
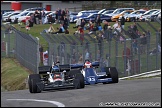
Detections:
7,99,65,107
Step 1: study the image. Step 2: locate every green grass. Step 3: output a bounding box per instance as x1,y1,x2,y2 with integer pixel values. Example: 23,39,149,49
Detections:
1,58,32,91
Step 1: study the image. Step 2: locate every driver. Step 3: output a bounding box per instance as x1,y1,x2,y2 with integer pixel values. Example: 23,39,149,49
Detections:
84,59,92,68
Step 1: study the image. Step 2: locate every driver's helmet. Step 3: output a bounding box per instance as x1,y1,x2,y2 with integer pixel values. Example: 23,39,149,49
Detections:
84,59,92,68
52,66,59,73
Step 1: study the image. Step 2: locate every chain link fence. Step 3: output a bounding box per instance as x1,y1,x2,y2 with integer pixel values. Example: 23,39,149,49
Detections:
40,21,161,78
1,24,40,74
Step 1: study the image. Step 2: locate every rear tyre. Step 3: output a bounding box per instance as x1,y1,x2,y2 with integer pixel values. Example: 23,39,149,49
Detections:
28,74,41,93
75,73,85,89
109,67,119,83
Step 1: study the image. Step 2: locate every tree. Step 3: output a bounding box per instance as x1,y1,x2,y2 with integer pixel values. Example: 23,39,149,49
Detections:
110,1,116,7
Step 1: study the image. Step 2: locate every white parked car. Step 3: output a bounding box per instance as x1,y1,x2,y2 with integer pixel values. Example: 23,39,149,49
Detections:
17,11,35,22
2,11,22,22
138,9,161,21
145,10,161,21
124,9,146,22
10,11,30,23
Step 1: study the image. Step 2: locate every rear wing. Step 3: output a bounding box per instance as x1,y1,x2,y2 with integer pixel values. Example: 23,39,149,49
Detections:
38,66,52,74
70,61,100,69
59,64,71,71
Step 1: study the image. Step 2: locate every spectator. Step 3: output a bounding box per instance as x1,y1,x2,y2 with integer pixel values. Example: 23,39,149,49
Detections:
122,47,131,71
120,15,125,29
132,39,138,54
112,20,119,29
1,11,2,25
95,14,101,27
41,10,46,24
34,10,39,24
52,24,65,34
140,32,147,54
65,8,70,27
78,53,83,63
85,49,90,60
61,9,66,24
58,8,62,23
80,19,86,29
133,22,138,33
39,44,43,64
97,32,103,51
38,10,42,24
63,15,68,30
78,26,84,45
46,23,55,33
73,17,81,28
158,28,161,52
55,10,58,24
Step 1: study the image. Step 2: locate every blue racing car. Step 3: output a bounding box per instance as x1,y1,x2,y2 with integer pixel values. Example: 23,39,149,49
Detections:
70,60,119,85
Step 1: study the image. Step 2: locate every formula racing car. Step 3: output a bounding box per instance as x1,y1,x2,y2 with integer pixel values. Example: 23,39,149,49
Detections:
28,62,85,93
70,60,119,85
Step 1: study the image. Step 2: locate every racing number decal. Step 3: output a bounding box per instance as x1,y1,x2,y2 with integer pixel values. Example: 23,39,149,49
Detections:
89,77,95,81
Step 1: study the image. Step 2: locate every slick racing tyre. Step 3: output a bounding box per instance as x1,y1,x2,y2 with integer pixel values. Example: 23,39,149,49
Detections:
109,67,119,83
75,73,85,89
28,74,41,93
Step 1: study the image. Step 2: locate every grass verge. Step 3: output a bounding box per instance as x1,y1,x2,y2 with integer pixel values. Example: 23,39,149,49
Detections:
1,58,32,91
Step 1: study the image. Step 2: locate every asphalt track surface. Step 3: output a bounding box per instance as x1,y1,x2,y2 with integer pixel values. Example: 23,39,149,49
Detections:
1,77,161,107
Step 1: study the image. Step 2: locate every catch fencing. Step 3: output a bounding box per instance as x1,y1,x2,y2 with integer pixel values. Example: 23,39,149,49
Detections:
40,21,161,78
1,24,40,74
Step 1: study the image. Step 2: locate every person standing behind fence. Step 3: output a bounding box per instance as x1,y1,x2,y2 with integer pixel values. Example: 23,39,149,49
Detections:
63,15,68,31
95,14,101,27
122,47,131,72
55,10,58,24
58,8,61,23
120,15,125,30
140,32,147,54
34,10,39,24
39,45,43,64
65,8,70,27
38,10,42,24
77,25,84,45
61,9,66,24
73,16,81,28
158,28,161,52
41,10,45,24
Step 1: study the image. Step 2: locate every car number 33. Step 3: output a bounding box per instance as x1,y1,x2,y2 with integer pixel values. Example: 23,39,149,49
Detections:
88,77,95,81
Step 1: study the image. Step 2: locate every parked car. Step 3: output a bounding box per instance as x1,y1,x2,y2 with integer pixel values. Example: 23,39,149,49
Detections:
10,11,30,23
80,13,112,23
97,8,117,14
105,8,135,17
111,10,134,22
124,9,146,22
18,11,35,23
3,11,22,22
69,11,78,23
145,10,161,21
138,9,161,21
102,10,115,15
71,10,99,23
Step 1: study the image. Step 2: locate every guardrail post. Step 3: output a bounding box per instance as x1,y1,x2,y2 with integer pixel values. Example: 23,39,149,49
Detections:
36,37,40,74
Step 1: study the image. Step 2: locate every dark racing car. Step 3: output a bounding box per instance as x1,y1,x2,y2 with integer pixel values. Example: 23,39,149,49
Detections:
28,62,85,93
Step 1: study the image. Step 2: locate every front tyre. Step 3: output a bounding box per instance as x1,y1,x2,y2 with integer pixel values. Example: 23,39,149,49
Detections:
28,74,42,93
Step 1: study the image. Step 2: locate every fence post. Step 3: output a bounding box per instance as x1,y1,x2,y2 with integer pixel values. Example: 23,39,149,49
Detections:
36,37,40,74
